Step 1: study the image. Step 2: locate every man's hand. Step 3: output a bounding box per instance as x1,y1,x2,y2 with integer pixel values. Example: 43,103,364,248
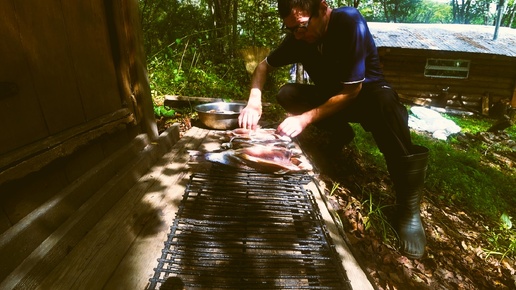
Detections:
238,104,262,130
276,115,310,138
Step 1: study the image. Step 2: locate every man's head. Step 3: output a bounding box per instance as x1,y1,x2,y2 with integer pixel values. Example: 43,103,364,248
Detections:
279,0,330,43
277,0,322,19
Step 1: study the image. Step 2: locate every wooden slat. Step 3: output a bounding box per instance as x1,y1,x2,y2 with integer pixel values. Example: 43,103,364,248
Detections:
0,210,10,235
0,126,180,290
0,0,49,154
60,0,123,120
14,1,85,134
36,127,212,289
0,108,135,184
0,133,150,282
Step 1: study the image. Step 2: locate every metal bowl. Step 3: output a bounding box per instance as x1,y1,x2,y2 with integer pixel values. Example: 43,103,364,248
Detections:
195,102,246,130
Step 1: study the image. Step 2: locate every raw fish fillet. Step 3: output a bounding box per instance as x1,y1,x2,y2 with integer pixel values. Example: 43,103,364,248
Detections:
195,128,312,173
234,145,302,172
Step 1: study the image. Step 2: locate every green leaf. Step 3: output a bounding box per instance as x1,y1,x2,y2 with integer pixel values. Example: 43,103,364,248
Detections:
153,106,161,117
161,106,176,117
500,213,512,230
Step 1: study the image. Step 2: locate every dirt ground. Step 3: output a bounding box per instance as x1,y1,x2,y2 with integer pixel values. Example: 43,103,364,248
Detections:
160,116,516,290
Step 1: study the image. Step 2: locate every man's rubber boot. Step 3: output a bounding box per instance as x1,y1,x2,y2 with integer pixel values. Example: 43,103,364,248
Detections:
387,145,429,259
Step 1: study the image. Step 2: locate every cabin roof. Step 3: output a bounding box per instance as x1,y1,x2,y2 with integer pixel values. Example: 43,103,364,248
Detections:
368,22,516,57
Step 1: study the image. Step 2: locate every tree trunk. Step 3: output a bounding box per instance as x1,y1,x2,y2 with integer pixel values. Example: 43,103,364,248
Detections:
296,63,305,84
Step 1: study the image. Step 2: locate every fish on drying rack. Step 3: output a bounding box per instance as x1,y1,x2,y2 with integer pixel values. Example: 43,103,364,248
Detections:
190,128,313,174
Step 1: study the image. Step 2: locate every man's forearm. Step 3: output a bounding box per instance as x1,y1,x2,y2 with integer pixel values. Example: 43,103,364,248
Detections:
248,60,272,107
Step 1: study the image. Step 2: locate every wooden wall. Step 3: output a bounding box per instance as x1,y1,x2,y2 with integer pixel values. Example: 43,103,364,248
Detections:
0,1,123,154
0,0,157,231
378,47,516,113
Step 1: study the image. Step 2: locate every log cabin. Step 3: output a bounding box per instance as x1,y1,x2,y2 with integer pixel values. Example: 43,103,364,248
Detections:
368,22,516,116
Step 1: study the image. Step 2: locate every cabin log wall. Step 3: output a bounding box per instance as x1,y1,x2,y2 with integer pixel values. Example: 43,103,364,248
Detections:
378,47,516,113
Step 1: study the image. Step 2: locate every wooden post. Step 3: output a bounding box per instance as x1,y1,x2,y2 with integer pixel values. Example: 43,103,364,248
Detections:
511,79,516,108
482,92,490,116
106,0,158,141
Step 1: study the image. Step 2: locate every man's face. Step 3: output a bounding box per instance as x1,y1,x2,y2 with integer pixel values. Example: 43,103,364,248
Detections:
283,7,323,43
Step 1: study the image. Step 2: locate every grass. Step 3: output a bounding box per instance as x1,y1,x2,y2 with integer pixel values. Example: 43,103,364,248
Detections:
349,109,516,259
351,113,515,220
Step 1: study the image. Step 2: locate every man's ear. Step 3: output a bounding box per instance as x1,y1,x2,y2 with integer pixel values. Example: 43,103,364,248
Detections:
319,0,328,12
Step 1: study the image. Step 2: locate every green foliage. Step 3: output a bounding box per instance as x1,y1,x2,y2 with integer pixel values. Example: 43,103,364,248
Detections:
351,114,516,222
484,213,516,260
141,0,288,105
146,31,250,100
153,105,176,118
362,190,397,242
350,111,515,260
412,133,515,221
350,123,386,169
359,0,453,23
445,114,492,133
238,0,283,48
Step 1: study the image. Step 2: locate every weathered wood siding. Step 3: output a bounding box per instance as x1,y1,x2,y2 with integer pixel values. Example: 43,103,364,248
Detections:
378,47,516,111
0,1,122,154
0,0,157,233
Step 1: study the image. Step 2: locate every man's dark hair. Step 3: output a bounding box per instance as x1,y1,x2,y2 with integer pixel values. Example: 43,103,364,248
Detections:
277,0,321,19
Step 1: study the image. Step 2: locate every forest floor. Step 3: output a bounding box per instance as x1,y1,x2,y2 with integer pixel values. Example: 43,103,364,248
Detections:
157,114,516,290
296,126,516,290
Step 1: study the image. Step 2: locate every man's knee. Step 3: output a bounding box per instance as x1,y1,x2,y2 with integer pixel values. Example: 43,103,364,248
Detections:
276,83,315,114
276,84,298,107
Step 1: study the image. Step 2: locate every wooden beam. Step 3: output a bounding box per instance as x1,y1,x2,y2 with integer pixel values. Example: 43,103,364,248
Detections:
105,0,158,140
0,108,135,184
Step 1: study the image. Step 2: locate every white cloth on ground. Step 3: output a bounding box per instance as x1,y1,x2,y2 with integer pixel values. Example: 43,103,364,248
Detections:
408,106,461,140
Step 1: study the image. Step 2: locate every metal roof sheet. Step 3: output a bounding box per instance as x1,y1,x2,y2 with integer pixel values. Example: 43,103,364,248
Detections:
368,22,516,57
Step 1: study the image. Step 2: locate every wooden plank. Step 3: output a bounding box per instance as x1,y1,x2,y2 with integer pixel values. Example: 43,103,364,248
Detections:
104,127,220,290
0,133,149,283
36,127,210,290
0,161,69,228
0,209,11,235
106,0,158,140
0,126,180,290
0,109,135,184
13,1,85,134
305,180,375,290
60,0,122,120
0,0,49,154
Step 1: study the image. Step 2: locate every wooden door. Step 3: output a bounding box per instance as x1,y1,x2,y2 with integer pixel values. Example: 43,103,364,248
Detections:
0,0,123,155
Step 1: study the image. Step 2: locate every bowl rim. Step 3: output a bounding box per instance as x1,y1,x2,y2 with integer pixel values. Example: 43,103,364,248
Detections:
194,102,246,115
